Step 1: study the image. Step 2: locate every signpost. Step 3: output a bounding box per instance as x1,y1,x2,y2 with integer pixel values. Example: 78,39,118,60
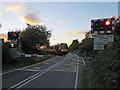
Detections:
94,35,114,44
11,40,18,45
8,31,20,47
94,44,104,50
93,35,114,50
91,18,115,34
90,17,115,50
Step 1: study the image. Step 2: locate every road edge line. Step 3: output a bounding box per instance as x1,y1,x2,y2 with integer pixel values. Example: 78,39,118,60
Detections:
82,57,86,66
74,54,79,90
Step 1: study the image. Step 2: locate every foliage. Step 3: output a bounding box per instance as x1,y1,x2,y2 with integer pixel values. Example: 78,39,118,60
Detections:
21,25,51,54
79,38,94,54
84,45,119,88
3,56,52,71
69,39,79,52
69,35,95,57
2,42,13,65
68,18,120,88
82,20,120,88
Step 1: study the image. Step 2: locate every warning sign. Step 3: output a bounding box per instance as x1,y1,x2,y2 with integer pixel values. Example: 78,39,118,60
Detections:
93,35,114,50
94,45,104,50
94,35,114,45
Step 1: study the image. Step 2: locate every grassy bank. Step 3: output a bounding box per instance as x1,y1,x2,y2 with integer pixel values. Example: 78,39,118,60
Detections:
2,56,53,72
2,42,54,72
82,43,119,88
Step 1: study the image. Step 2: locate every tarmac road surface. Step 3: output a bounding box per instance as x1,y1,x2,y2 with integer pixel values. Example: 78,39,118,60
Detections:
2,53,85,89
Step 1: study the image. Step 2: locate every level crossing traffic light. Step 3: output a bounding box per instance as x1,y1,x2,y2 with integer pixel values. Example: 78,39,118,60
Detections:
91,18,115,34
8,32,20,40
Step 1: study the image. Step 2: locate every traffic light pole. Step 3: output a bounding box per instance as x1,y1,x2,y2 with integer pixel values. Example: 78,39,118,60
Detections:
17,37,22,54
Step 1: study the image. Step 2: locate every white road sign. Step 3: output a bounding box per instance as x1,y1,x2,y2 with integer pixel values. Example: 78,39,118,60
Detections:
94,35,114,45
94,44,104,50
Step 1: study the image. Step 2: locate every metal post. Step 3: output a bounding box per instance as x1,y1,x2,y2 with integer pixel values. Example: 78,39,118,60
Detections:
17,37,22,54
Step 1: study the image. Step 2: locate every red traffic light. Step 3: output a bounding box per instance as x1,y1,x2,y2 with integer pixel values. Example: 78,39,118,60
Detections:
105,20,111,26
13,33,16,36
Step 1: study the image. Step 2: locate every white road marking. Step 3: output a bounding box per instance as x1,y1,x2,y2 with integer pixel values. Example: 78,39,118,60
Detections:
74,63,79,89
82,57,86,66
17,65,57,88
74,54,79,90
8,58,66,89
74,54,86,89
1,56,58,76
0,69,18,76
17,69,40,72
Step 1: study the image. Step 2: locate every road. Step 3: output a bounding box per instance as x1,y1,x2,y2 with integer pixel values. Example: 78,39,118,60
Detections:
2,53,85,89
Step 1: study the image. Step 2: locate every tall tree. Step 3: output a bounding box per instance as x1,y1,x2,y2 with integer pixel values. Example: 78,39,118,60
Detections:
21,25,51,54
69,39,79,52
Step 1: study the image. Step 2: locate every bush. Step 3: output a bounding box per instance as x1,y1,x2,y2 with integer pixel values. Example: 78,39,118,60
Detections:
2,42,13,65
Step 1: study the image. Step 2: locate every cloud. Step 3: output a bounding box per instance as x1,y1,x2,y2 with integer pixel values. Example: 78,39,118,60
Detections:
52,39,57,41
3,3,43,25
58,20,64,23
3,2,27,15
67,30,86,35
73,30,86,35
23,13,43,25
67,32,73,35
0,33,7,39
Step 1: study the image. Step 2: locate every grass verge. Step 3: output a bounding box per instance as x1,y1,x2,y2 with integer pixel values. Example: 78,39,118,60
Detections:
2,56,53,72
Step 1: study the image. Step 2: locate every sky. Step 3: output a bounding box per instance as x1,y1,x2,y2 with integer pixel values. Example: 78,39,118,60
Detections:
0,2,118,46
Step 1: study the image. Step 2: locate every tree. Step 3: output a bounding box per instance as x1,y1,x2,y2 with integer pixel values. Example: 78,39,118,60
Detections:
80,38,93,53
21,25,51,54
69,39,79,52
